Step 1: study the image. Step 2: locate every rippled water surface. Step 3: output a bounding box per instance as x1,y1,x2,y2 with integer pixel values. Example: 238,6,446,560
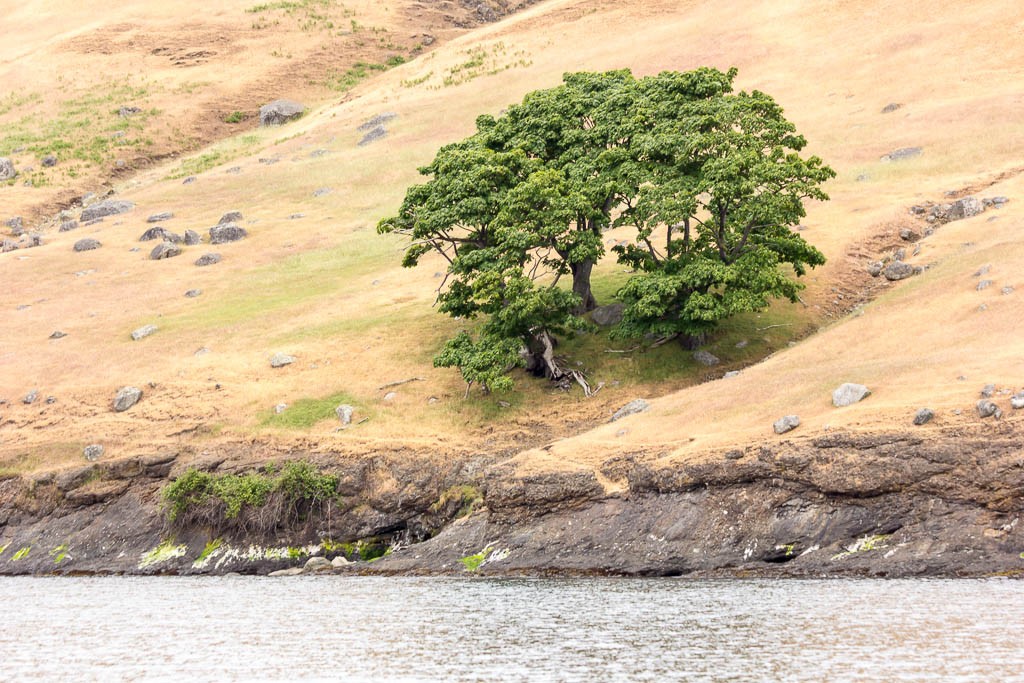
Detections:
2,576,1023,681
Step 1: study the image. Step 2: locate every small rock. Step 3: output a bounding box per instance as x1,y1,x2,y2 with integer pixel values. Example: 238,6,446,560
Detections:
209,224,247,244
304,556,332,572
981,384,996,398
313,187,332,197
185,289,202,298
1011,394,1024,410
147,212,174,223
113,386,143,412
358,113,398,130
610,399,649,422
83,444,104,461
194,347,210,356
358,125,387,146
23,389,39,405
976,400,1002,419
336,404,353,425
118,106,142,118
946,196,984,221
735,340,748,349
44,396,56,404
274,403,288,414
81,200,134,222
1,238,18,253
383,391,398,401
880,147,922,163
287,213,305,220
183,230,201,246
693,350,720,367
773,415,800,434
913,408,934,426
59,220,79,232
723,370,740,378
893,248,906,261
883,261,915,281
139,227,182,242
0,157,17,180
867,261,883,277
182,176,196,185
268,567,305,577
259,99,306,126
331,556,350,568
497,400,511,408
832,383,871,407
977,280,992,291
225,166,241,174
881,103,902,113
149,242,182,260
218,211,243,225
41,154,57,168
985,196,1009,208
591,303,625,327
1001,286,1014,296
73,238,102,252
5,216,24,234
131,324,158,341
971,264,989,279
270,353,295,368
49,331,67,339
195,253,221,267
724,449,744,460
898,227,920,242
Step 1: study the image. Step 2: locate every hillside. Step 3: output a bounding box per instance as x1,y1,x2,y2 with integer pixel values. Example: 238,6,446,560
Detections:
1,0,1023,577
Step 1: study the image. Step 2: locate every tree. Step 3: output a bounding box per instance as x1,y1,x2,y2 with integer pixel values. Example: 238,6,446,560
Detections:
379,67,833,394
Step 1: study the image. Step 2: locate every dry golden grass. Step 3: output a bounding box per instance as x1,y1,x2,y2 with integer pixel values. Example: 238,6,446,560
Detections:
2,0,1023,477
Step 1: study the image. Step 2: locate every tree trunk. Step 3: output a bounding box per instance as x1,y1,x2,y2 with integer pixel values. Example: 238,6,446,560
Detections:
571,259,597,314
526,329,593,396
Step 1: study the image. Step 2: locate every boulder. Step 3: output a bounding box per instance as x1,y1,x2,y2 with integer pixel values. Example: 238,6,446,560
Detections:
693,350,720,367
218,211,242,225
913,408,934,426
358,125,387,146
883,261,915,281
147,212,174,223
131,324,158,341
139,227,182,243
270,352,295,368
591,303,625,327
259,99,305,126
898,227,920,241
81,200,134,222
1011,394,1024,410
610,398,649,422
73,238,102,252
113,386,142,412
773,415,800,434
149,242,182,260
195,253,221,267
209,224,247,244
358,113,398,130
183,229,202,246
880,147,922,163
336,404,354,425
331,556,350,568
832,383,871,407
2,238,19,252
0,157,16,180
83,444,104,462
59,220,79,232
977,400,1002,419
303,556,332,572
946,196,984,221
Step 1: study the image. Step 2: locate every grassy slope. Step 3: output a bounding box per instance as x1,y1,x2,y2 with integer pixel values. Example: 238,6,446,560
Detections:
1,0,1022,475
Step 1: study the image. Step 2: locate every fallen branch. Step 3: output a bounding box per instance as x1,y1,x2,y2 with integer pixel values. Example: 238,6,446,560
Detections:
649,333,679,348
756,324,793,331
604,346,640,354
378,377,425,390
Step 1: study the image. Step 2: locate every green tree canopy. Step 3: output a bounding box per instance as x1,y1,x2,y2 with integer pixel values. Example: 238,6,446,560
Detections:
378,67,833,394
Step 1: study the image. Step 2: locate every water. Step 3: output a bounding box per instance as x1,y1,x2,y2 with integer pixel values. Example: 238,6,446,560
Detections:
2,577,1022,682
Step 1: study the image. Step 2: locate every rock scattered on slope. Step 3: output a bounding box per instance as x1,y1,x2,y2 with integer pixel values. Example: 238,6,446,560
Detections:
59,220,79,232
131,324,158,341
977,280,992,291
73,238,101,252
1011,393,1024,409
867,261,883,277
259,99,305,126
6,216,24,235
41,154,57,168
0,157,17,180
118,106,142,118
880,147,922,162
183,230,201,246
147,212,174,223
881,103,902,113
981,384,996,398
304,556,332,572
976,400,1002,419
149,242,182,260
913,408,935,426
358,125,387,146
773,415,800,434
274,403,288,414
313,187,332,197
883,261,916,281
83,444,104,461
81,200,134,222
832,383,871,407
219,211,243,224
1,238,17,253
899,227,920,241
610,398,649,422
983,196,1009,208
336,404,354,425
693,350,720,367
141,227,183,242
209,224,247,244
113,386,143,412
591,303,624,327
195,253,221,267
359,113,398,130
23,389,38,405
49,331,67,339
270,353,295,368
946,196,984,221
185,289,202,298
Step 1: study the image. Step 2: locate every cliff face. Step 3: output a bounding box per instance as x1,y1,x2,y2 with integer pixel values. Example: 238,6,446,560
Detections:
2,426,1021,577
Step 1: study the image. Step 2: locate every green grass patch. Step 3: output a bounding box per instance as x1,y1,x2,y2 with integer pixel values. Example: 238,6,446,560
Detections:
460,547,492,572
197,538,223,564
259,391,363,429
431,484,483,519
11,546,31,561
224,111,246,124
139,539,187,568
50,544,69,564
